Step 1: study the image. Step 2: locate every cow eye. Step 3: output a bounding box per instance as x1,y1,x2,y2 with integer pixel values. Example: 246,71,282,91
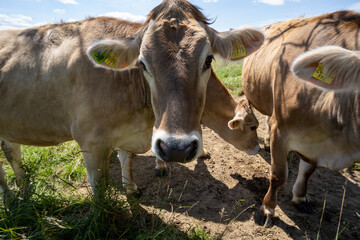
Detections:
204,55,214,70
140,61,147,72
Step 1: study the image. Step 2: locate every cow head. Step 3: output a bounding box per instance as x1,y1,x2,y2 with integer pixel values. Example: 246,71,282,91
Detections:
87,0,264,163
291,46,360,92
201,71,260,155
227,96,260,155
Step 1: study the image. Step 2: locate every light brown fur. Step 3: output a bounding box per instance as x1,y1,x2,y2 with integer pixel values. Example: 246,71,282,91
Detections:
242,11,360,223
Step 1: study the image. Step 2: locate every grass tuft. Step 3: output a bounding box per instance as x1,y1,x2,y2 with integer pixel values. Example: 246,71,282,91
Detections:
189,223,215,240
0,142,214,239
354,163,360,171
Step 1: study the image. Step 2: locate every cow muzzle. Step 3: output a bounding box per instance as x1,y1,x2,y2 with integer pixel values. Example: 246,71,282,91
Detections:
152,131,203,163
245,144,261,155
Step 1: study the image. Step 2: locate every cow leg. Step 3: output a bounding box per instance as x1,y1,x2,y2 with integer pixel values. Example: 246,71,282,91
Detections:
255,126,288,227
264,116,271,152
0,161,12,202
0,141,26,189
118,150,137,193
292,159,316,213
155,158,168,177
80,144,111,196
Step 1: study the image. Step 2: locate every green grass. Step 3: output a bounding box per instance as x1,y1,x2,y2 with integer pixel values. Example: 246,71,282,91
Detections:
355,163,360,170
213,60,243,95
0,143,215,240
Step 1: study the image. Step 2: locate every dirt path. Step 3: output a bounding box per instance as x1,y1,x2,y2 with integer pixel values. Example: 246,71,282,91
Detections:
110,111,360,239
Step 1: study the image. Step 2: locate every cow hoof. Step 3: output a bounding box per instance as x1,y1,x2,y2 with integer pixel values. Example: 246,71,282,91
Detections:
294,201,314,214
198,152,211,160
155,168,168,177
254,210,273,228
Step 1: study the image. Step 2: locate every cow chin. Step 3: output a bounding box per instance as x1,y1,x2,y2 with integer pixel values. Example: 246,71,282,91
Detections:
151,130,203,163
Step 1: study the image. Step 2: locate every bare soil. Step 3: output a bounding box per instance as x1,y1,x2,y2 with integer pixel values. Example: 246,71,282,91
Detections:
110,111,360,240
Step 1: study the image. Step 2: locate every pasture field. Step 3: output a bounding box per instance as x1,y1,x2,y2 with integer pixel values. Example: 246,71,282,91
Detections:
0,62,359,240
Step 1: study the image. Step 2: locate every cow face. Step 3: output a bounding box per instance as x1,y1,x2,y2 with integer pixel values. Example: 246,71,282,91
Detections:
292,46,360,92
87,0,264,163
139,18,212,163
227,97,260,155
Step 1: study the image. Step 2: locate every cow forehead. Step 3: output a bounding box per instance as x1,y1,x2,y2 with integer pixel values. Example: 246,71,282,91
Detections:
141,19,209,62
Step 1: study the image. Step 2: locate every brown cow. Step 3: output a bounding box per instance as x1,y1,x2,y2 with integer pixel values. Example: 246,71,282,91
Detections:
242,11,360,226
0,0,264,200
119,70,260,192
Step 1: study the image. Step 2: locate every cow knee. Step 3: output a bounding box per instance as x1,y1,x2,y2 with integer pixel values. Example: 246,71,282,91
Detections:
270,170,287,187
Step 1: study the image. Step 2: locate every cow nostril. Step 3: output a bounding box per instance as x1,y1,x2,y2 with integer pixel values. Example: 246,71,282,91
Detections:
185,140,198,161
155,138,199,162
156,139,168,161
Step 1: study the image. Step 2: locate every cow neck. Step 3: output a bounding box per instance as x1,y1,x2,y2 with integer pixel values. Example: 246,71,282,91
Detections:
117,67,152,112
201,70,237,132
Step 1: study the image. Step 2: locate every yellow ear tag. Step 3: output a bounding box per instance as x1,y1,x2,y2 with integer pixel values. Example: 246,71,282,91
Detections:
104,51,119,68
231,42,246,60
312,64,336,85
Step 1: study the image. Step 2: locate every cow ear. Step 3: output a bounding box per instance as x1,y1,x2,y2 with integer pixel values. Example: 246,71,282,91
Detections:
87,38,140,70
228,116,244,130
291,46,360,91
208,26,264,61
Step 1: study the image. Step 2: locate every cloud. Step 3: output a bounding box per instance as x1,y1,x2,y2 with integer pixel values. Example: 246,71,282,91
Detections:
203,0,218,2
349,2,360,11
257,0,284,5
57,0,78,5
99,12,147,22
54,9,66,15
0,14,37,30
254,0,300,5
